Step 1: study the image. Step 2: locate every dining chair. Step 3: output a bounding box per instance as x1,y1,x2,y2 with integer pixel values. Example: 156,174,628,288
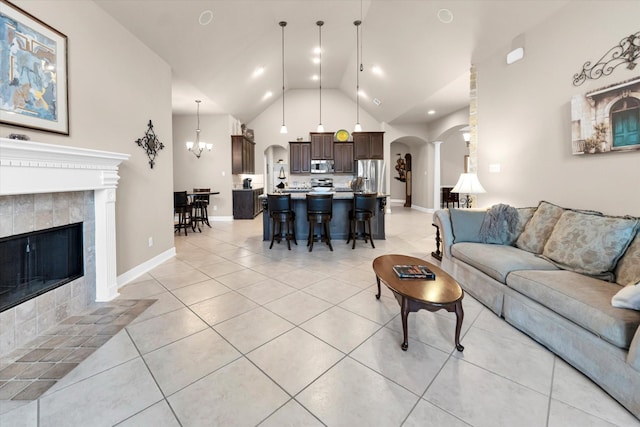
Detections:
173,191,191,235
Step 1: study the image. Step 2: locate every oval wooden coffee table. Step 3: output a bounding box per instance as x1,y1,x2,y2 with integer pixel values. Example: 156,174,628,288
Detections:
373,254,464,352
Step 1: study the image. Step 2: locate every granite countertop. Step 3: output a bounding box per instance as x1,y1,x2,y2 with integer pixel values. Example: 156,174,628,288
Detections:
259,191,388,200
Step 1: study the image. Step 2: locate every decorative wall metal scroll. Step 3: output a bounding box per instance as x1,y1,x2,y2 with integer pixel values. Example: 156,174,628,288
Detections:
135,120,164,168
573,31,639,86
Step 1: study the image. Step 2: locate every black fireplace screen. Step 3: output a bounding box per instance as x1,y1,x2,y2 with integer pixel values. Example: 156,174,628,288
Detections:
0,223,84,313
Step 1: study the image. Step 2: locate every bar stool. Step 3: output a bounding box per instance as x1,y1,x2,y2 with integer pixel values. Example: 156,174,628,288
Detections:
347,193,377,249
306,193,333,252
192,188,211,230
173,191,191,236
267,194,297,250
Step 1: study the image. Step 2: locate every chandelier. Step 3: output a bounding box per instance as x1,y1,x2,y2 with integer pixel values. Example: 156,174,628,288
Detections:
185,100,212,159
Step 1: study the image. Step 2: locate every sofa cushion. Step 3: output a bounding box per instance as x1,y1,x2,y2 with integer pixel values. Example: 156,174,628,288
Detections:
615,232,640,286
612,282,640,310
542,211,638,281
516,201,565,254
507,270,640,349
451,242,558,283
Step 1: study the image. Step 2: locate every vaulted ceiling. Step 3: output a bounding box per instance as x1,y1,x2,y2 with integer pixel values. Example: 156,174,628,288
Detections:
95,0,569,125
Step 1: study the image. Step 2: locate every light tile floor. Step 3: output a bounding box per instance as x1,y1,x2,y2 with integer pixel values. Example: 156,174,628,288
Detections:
1,203,638,426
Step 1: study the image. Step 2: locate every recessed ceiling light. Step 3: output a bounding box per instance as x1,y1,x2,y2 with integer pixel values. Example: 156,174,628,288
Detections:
263,91,273,100
437,8,453,24
373,98,381,106
312,57,320,64
311,74,319,81
199,10,213,26
313,47,322,54
371,66,383,76
252,67,265,78
427,110,436,115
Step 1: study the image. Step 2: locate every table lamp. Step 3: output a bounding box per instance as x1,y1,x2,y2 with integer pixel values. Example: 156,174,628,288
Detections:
451,173,486,208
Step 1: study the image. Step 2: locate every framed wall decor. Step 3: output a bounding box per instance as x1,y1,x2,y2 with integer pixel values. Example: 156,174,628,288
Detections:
571,76,640,155
0,0,69,135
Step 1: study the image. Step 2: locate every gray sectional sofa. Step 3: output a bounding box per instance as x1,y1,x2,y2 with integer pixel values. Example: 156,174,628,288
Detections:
433,201,640,419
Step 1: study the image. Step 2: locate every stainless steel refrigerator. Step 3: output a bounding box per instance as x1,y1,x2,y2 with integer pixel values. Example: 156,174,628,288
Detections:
356,159,386,194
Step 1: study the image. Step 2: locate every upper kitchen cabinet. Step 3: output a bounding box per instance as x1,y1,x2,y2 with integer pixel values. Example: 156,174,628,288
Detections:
232,135,255,174
289,141,311,174
353,132,384,160
310,132,334,160
333,142,354,174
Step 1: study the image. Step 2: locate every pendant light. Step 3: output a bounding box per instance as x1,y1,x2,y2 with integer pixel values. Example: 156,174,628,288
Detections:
279,21,288,134
316,20,324,132
185,100,212,159
354,20,362,132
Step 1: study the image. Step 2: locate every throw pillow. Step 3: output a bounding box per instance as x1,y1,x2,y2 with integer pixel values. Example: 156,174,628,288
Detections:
450,208,486,243
506,207,536,245
542,211,639,279
612,281,640,311
516,201,565,253
615,230,640,286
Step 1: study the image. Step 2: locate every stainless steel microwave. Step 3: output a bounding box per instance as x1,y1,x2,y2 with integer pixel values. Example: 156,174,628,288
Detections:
310,160,334,174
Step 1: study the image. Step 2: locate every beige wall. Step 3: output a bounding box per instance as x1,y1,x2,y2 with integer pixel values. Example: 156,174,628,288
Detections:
476,1,640,216
172,114,235,217
11,1,174,276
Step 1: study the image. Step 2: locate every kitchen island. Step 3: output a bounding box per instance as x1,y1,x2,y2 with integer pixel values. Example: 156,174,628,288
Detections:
259,191,388,242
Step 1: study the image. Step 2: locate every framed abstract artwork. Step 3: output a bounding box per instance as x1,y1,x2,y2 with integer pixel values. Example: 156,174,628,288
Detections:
0,0,69,135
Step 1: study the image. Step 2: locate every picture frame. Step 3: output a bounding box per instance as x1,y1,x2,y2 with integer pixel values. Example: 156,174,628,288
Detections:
571,76,640,155
0,0,69,135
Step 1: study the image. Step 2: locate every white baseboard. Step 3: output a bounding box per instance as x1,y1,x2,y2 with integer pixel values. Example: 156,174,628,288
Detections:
388,199,434,214
117,247,176,288
209,216,234,221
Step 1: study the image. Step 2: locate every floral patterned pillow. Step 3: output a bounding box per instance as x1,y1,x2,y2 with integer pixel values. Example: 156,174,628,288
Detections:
516,201,565,253
615,231,640,286
542,211,639,279
506,207,537,245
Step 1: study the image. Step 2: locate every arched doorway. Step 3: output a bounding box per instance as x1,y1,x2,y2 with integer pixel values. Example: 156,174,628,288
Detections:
263,144,288,193
432,124,469,209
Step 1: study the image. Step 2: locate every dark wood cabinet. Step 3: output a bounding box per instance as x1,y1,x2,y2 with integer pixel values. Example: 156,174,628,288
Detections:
353,132,384,160
233,188,264,219
333,142,354,174
310,132,334,160
289,142,311,174
231,135,255,174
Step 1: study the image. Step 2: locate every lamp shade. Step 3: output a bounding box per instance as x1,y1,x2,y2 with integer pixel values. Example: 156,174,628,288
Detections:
451,173,486,194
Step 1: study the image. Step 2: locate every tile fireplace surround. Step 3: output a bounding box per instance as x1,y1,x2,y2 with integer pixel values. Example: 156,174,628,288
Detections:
0,138,129,356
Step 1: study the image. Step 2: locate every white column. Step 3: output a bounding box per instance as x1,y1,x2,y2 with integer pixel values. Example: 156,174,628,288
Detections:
432,141,443,210
94,188,119,301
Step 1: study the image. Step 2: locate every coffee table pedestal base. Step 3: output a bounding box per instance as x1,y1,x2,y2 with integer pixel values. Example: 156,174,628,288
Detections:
376,277,464,352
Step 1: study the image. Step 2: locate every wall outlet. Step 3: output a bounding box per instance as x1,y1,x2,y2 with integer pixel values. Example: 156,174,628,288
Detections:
213,205,217,211
148,237,153,247
221,171,226,176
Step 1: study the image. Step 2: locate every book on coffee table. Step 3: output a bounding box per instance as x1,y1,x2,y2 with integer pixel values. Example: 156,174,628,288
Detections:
392,265,436,280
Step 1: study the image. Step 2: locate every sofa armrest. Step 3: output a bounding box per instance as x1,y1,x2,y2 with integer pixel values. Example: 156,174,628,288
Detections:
434,209,454,259
628,326,640,372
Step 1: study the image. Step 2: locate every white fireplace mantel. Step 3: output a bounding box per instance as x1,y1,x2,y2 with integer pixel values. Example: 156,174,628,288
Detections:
0,137,130,301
